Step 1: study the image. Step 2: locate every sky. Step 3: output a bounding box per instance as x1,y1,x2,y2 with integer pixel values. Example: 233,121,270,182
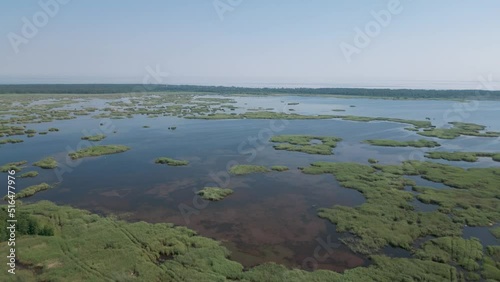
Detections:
0,0,499,89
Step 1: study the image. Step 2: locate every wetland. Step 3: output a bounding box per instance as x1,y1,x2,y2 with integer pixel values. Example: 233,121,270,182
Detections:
1,90,499,281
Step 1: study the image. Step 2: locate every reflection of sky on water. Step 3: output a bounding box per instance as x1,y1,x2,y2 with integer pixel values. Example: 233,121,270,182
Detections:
1,96,499,270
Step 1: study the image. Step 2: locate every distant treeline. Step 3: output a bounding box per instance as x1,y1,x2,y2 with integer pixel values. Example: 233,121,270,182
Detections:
0,84,499,99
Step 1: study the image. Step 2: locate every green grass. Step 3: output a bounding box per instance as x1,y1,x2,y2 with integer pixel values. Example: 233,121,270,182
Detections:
15,183,52,199
81,134,106,141
197,187,233,201
270,135,342,155
491,227,500,239
364,139,441,148
415,237,483,271
368,158,378,164
418,122,500,139
33,157,58,169
425,151,500,162
229,165,270,175
270,165,289,172
154,157,189,166
0,160,27,172
68,145,130,159
19,171,39,178
483,246,500,280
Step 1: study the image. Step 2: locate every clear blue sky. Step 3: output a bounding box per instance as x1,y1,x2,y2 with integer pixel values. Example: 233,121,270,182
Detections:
1,0,499,88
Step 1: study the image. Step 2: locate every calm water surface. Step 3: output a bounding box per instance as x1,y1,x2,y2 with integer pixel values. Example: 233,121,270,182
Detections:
2,96,499,271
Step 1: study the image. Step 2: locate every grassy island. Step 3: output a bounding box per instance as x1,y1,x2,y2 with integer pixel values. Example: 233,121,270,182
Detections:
363,139,441,148
197,187,233,201
33,157,58,169
229,165,270,175
69,145,130,159
154,157,189,166
270,165,289,172
270,135,342,155
81,134,106,141
0,138,23,144
1,161,27,172
418,122,500,139
15,183,52,199
19,171,39,178
425,151,500,162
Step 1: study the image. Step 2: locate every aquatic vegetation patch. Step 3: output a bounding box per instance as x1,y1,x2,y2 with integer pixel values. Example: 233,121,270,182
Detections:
0,138,23,144
364,139,441,148
418,121,500,139
69,145,130,159
0,160,27,172
154,157,189,166
331,115,432,129
197,187,233,201
425,151,500,162
270,135,342,155
15,183,52,199
33,157,58,169
270,165,289,172
229,165,270,175
19,171,39,178
81,134,106,141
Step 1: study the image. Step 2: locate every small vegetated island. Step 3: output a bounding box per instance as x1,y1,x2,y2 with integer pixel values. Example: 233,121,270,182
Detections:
270,165,289,172
154,157,189,166
229,164,270,175
418,121,500,139
363,139,441,148
33,157,58,169
81,134,106,141
19,171,39,178
426,151,500,162
68,145,130,159
4,183,52,200
270,135,342,155
0,160,27,172
197,187,233,201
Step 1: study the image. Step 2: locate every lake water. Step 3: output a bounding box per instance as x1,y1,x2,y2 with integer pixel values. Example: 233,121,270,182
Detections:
1,95,499,271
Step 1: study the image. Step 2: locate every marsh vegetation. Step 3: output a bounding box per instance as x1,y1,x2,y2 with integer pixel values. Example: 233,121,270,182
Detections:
69,145,130,159
229,165,270,175
81,134,106,141
197,187,233,201
155,157,189,166
33,157,58,169
270,135,342,155
363,139,441,148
